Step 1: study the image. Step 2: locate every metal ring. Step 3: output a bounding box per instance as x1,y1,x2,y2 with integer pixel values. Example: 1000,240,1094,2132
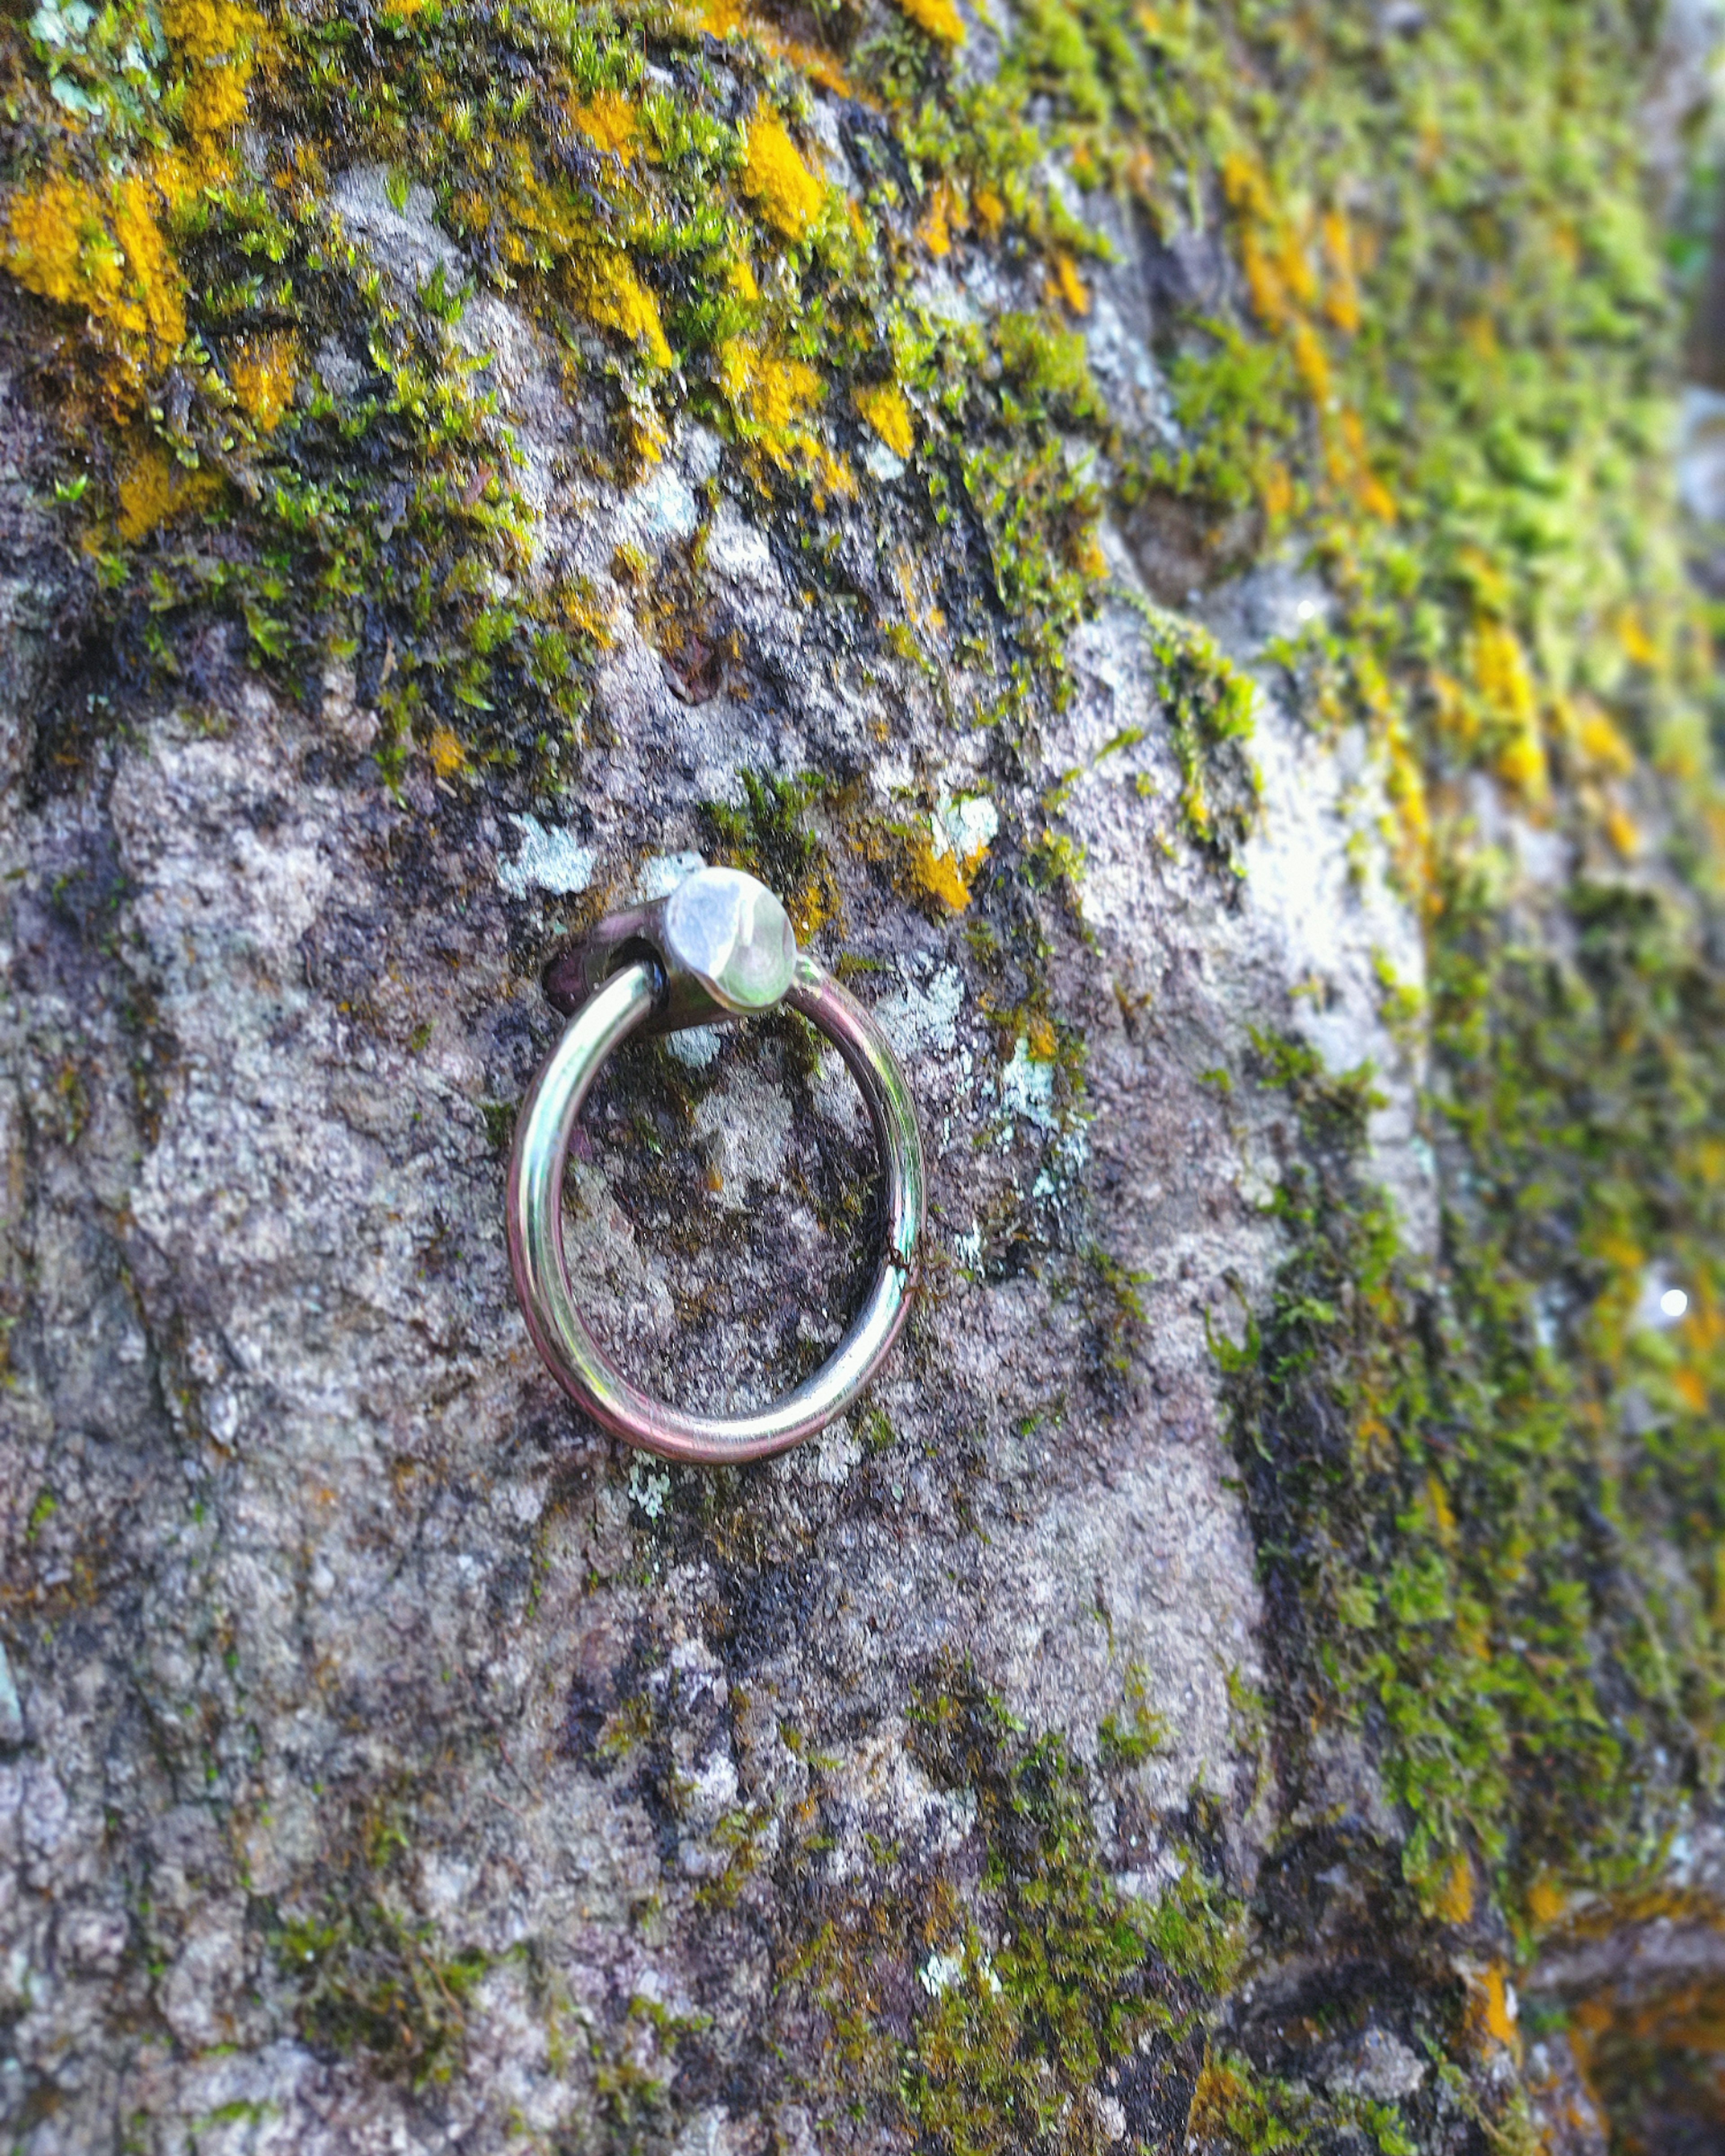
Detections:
507,939,925,1465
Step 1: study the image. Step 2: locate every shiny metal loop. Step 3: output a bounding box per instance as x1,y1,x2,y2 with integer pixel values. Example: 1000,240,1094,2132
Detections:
506,880,925,1465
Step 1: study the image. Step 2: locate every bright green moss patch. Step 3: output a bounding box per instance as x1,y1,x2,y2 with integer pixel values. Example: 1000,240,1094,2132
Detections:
1226,932,1725,1932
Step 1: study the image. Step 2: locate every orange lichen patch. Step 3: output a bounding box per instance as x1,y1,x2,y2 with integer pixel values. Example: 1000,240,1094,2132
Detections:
1386,721,1433,899
917,183,955,258
910,834,973,911
571,91,639,161
1497,719,1548,804
1430,1850,1476,1925
1526,1874,1568,1929
230,333,296,431
973,183,1005,236
1236,226,1287,329
1333,407,1395,520
1220,149,1272,221
426,725,466,778
1067,524,1108,580
1275,225,1316,311
1471,616,1538,728
1261,459,1294,523
116,444,219,541
1428,668,1478,753
163,0,262,148
718,337,851,500
1291,320,1331,406
1320,207,1360,334
574,249,672,366
1618,610,1659,668
1025,1012,1057,1060
894,0,965,41
720,337,820,435
1466,1964,1519,2053
183,61,250,137
1221,152,1297,333
1576,700,1636,777
1049,252,1090,316
5,168,189,403
740,115,826,242
1426,1471,1457,1551
162,0,259,63
1604,802,1641,859
696,0,855,96
855,381,914,458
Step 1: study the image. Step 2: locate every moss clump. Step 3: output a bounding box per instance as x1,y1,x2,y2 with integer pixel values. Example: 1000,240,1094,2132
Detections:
273,1803,491,2088
1223,960,1725,1930
789,1661,1243,2156
700,770,839,942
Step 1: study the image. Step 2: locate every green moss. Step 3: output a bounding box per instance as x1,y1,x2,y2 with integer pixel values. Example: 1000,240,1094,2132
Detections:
789,1660,1243,2156
699,769,838,940
11,0,1725,2093
277,1889,490,2088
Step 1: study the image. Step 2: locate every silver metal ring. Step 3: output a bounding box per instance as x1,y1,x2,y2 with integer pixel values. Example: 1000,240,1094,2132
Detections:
506,868,926,1463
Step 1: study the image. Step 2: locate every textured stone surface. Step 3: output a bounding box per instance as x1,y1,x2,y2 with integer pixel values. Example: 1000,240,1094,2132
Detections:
0,225,1434,2145
0,32,1705,2129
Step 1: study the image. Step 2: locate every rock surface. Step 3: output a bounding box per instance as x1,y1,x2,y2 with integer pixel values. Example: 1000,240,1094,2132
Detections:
2,0,1724,2148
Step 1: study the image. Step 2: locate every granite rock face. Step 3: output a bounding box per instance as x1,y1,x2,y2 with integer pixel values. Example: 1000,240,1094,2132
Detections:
6,0,1721,2129
0,199,1451,2148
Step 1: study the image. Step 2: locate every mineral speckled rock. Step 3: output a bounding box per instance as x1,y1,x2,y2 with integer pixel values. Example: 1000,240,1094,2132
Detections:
1,5,1722,2153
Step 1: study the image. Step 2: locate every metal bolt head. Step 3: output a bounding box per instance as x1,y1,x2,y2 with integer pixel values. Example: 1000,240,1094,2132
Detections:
662,867,797,1014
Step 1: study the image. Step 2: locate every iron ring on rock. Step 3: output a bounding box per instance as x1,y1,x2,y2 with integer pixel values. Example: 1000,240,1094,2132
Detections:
507,867,927,1464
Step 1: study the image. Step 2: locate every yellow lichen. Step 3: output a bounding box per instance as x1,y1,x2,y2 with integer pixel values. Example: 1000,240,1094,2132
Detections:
1469,1964,1520,2053
910,835,973,911
1430,1851,1476,1925
162,0,257,61
696,0,855,97
116,444,218,540
1604,801,1641,857
1291,320,1331,406
1577,701,1635,777
739,115,826,243
5,168,188,402
230,333,296,432
855,381,914,458
1526,1875,1567,1928
426,725,467,778
893,0,965,43
1320,207,1360,334
1426,1471,1457,1552
575,249,672,367
917,184,954,258
571,92,639,161
719,336,819,437
718,338,852,501
1471,617,1537,728
162,0,261,151
1049,252,1090,316
1617,610,1659,667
